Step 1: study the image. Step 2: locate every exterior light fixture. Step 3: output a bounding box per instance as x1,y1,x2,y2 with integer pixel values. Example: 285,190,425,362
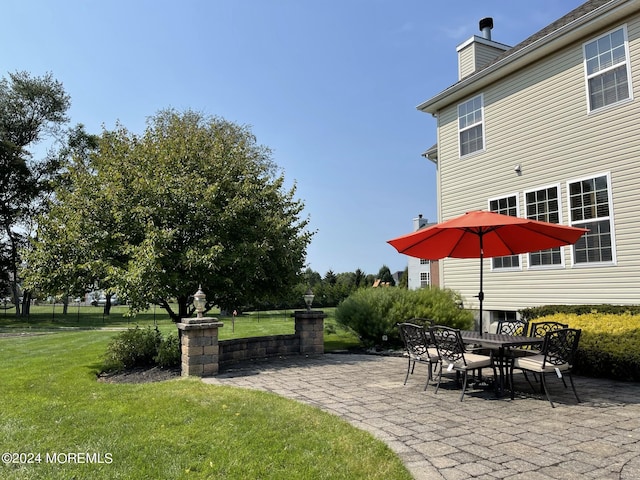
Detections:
303,289,314,311
193,285,206,318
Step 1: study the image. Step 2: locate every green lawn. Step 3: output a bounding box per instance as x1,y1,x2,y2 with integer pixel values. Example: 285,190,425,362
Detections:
0,309,399,479
0,305,362,351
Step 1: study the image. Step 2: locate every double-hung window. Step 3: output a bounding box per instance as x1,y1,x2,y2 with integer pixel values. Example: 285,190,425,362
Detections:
583,26,632,111
568,173,615,265
489,195,520,270
525,185,563,267
458,95,484,156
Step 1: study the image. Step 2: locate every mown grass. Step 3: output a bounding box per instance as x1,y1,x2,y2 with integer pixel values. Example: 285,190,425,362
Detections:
0,305,362,351
0,331,410,479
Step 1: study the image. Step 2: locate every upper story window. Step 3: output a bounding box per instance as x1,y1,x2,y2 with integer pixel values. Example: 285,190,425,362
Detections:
458,95,484,156
583,26,632,112
568,173,616,265
525,185,563,268
489,195,520,270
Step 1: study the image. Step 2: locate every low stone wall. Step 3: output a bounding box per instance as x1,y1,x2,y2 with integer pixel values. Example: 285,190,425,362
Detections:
219,334,300,365
178,310,327,376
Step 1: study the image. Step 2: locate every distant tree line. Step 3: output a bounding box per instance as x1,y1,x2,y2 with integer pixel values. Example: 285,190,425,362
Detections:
245,265,400,311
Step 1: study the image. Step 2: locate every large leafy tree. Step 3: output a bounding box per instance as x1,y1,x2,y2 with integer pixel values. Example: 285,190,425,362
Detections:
0,71,71,314
28,109,313,321
22,126,102,313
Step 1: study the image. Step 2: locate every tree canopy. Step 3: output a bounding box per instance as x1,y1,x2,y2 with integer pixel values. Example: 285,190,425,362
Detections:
0,71,71,313
25,109,313,321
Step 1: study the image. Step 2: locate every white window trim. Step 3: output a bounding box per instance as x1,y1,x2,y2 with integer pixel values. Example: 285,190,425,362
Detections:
583,24,634,114
488,193,522,272
523,183,566,271
566,171,617,267
458,93,486,158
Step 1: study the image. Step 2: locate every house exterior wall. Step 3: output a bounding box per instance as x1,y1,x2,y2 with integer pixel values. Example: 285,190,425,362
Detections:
433,9,640,315
406,215,438,290
407,257,432,289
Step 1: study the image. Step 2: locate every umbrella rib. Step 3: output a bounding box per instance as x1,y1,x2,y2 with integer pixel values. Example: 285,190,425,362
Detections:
397,229,448,254
518,223,582,244
491,228,518,256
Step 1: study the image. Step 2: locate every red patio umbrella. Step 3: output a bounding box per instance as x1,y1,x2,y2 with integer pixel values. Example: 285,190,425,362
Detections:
387,210,588,334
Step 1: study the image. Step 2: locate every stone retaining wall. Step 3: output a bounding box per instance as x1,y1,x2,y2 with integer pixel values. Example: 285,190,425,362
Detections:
219,334,300,365
177,310,326,376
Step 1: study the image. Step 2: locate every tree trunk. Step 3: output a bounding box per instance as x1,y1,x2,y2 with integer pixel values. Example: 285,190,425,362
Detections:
62,296,69,315
21,290,31,316
103,294,112,316
177,295,190,321
157,299,180,322
10,282,20,316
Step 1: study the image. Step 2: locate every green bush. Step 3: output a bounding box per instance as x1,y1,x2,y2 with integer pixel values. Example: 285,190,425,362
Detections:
154,333,181,368
532,312,640,381
519,304,640,320
104,326,162,371
335,287,473,348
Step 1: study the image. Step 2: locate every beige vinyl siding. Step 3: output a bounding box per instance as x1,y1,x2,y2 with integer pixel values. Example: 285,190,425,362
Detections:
475,44,506,70
436,13,640,311
458,44,476,79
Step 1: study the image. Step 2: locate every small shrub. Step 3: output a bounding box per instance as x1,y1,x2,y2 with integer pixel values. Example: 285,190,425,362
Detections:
336,287,473,348
154,333,181,368
104,326,162,371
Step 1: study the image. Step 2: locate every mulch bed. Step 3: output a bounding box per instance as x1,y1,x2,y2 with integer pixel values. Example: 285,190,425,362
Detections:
97,366,181,384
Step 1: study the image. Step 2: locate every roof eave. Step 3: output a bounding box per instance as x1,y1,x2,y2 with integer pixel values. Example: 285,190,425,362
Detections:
417,0,637,114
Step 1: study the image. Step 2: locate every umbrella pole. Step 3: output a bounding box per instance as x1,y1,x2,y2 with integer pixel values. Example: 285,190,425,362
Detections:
478,234,484,336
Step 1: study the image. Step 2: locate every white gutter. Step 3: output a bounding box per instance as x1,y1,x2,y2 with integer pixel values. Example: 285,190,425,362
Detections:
417,0,638,114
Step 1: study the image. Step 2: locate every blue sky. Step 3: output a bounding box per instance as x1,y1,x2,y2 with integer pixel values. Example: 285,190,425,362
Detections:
3,0,585,276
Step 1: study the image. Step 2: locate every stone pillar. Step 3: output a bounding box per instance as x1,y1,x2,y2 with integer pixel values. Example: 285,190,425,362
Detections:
294,310,327,355
176,317,223,377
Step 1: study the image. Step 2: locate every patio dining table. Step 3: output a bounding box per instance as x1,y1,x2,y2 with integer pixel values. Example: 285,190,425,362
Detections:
460,330,544,395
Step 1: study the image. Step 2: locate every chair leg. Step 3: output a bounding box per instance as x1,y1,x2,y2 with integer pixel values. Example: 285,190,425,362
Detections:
434,363,443,394
460,370,468,402
424,362,432,391
568,373,581,403
523,370,537,392
491,363,499,397
540,373,556,408
403,358,412,385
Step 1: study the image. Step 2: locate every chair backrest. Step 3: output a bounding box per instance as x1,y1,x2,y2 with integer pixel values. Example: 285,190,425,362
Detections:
542,328,581,367
397,323,430,357
496,319,528,336
530,321,569,338
429,326,465,364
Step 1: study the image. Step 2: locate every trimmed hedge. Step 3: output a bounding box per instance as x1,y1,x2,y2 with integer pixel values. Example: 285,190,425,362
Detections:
529,312,640,381
519,304,640,320
335,287,473,348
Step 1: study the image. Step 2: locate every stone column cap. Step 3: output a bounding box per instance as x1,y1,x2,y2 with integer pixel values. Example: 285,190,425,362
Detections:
177,317,223,330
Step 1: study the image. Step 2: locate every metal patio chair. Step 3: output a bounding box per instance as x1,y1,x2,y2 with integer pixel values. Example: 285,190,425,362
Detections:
496,319,529,336
510,328,582,407
495,319,530,389
397,321,440,390
429,325,496,401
